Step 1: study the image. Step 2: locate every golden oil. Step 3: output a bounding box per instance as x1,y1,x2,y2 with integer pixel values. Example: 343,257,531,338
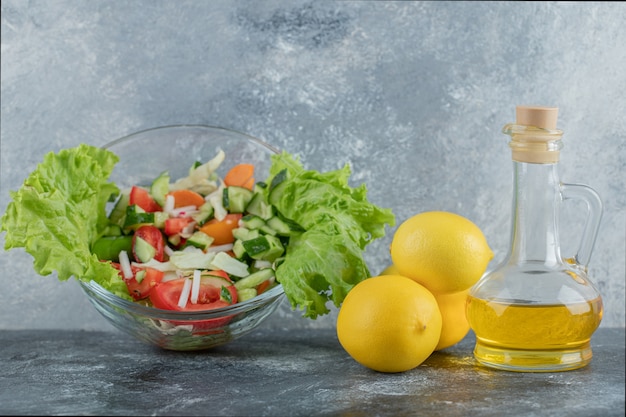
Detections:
466,296,603,372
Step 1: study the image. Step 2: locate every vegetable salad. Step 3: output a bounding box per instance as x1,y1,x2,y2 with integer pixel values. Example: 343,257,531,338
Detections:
1,144,395,319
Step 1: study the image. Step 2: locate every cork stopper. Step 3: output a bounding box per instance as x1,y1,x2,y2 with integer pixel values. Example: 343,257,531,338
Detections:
505,105,563,164
516,105,559,130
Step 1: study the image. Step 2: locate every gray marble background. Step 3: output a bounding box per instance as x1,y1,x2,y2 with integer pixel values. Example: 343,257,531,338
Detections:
1,1,624,331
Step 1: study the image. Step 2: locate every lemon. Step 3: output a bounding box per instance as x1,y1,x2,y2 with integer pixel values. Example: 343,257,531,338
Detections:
336,275,442,373
390,211,493,294
434,289,471,351
379,264,400,276
380,264,471,350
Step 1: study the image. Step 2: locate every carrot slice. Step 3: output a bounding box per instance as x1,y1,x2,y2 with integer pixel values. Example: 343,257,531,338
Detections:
167,189,205,208
224,164,255,190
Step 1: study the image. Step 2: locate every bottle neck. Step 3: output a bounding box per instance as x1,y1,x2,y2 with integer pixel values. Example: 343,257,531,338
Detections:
507,160,562,266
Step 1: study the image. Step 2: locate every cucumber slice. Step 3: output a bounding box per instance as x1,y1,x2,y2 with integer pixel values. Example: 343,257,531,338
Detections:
236,288,257,302
234,268,275,290
123,205,155,230
134,236,156,263
150,171,170,207
269,168,288,193
232,227,260,241
153,211,168,229
232,239,247,259
240,214,266,230
224,186,254,213
246,191,274,220
265,215,305,236
191,201,214,226
242,235,284,262
109,191,130,227
186,231,214,250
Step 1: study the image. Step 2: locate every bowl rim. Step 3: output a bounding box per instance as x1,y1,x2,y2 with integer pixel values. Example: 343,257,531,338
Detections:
84,124,286,322
80,279,285,320
102,124,281,155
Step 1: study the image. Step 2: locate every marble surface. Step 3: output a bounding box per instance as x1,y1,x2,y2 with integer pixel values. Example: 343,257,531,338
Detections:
1,328,624,416
1,1,625,331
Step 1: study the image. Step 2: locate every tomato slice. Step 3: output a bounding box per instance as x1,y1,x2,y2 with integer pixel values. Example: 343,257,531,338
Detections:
198,213,242,245
110,263,164,301
126,267,164,300
149,275,238,330
129,186,162,213
164,217,194,236
133,225,165,262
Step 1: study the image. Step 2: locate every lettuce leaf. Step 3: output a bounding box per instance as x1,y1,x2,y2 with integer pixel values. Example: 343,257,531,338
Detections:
266,151,395,318
1,144,129,299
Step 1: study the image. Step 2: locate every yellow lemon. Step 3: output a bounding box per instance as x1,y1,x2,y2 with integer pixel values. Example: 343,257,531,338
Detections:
390,211,493,294
379,264,400,276
336,275,442,373
434,289,471,351
380,264,471,350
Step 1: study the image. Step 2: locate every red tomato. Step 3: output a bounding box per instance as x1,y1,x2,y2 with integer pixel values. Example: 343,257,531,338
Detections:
110,263,164,301
129,186,162,212
205,269,229,279
126,267,164,300
149,275,238,330
132,225,165,262
164,217,194,236
198,213,242,245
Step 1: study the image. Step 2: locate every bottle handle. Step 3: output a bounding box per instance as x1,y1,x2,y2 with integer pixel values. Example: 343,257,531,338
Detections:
560,183,603,268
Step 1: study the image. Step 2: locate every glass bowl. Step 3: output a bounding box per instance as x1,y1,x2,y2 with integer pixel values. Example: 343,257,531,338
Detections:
79,125,286,351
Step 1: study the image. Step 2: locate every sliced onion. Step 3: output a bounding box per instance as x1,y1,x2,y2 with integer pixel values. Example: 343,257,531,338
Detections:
171,205,199,218
163,194,175,214
180,221,198,239
177,278,192,308
118,250,134,279
190,269,201,304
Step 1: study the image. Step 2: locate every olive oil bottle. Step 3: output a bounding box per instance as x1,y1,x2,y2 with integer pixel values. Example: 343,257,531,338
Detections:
467,106,604,372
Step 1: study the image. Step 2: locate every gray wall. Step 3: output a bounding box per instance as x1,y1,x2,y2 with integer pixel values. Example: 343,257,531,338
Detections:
1,1,624,330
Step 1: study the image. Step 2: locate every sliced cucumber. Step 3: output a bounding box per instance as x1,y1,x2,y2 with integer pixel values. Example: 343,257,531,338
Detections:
192,201,214,226
246,191,274,220
123,205,155,230
242,235,284,262
236,288,257,302
186,231,214,250
269,168,288,193
223,186,254,213
109,191,130,227
153,211,168,229
232,239,247,259
234,268,275,290
134,236,156,263
232,227,260,241
240,214,266,230
150,171,170,207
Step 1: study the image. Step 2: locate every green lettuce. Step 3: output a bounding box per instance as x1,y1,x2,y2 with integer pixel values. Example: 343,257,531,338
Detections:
266,152,395,319
1,144,129,299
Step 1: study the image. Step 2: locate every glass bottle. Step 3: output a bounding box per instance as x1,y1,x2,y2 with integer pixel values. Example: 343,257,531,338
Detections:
467,105,604,372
